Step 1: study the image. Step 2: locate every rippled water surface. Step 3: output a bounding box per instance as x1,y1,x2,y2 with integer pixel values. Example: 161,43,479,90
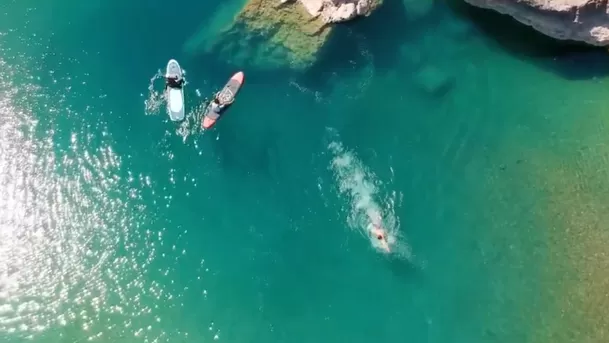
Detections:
1,0,609,342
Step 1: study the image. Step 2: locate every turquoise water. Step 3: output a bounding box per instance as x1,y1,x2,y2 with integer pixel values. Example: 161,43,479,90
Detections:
2,0,609,342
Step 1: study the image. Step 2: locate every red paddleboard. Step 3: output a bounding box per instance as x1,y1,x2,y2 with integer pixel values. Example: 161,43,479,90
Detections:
202,71,245,129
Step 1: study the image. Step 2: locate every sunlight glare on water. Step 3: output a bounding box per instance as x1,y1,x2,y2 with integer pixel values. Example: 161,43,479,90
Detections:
0,56,180,342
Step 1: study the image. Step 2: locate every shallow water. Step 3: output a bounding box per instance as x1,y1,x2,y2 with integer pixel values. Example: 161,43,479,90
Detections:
1,0,609,342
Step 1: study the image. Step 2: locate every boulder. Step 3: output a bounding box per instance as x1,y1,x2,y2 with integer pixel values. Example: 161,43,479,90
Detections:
300,0,325,16
320,0,382,23
356,0,371,15
326,3,358,22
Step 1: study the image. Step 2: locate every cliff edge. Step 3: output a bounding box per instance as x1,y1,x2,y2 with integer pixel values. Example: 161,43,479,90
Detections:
463,0,609,46
306,0,382,23
183,0,382,70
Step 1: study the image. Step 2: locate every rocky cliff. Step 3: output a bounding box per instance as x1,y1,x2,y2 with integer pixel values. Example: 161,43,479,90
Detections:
463,0,609,46
183,0,382,70
304,0,381,23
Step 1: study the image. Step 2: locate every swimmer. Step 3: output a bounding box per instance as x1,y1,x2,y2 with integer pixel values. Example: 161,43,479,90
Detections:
367,209,391,253
165,74,184,90
371,223,391,253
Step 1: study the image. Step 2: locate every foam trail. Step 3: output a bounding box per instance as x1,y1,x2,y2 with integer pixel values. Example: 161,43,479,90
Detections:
143,67,205,141
288,80,327,104
177,98,210,142
144,69,165,115
328,137,412,260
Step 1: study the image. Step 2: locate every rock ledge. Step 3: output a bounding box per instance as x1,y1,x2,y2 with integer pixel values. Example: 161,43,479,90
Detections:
184,0,383,70
299,0,380,23
464,0,609,46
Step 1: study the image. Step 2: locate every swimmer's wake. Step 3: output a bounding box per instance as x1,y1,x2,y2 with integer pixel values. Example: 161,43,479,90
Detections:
328,137,412,260
144,70,165,115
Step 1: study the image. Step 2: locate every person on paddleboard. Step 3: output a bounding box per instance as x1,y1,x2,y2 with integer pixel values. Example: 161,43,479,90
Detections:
367,209,391,253
165,74,184,89
210,92,234,113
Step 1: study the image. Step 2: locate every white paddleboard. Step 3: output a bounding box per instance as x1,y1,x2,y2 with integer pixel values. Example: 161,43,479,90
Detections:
165,59,185,121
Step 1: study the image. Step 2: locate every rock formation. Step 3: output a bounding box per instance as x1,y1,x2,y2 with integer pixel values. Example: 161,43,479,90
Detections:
463,0,609,46
315,0,380,23
183,0,382,70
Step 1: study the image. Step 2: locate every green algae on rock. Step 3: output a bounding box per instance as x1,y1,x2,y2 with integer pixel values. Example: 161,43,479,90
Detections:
183,0,382,70
184,0,330,70
235,0,331,70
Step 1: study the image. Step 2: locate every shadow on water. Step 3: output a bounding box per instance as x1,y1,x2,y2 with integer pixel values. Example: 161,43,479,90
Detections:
385,253,424,284
336,0,432,70
445,0,609,80
297,0,418,91
301,0,609,92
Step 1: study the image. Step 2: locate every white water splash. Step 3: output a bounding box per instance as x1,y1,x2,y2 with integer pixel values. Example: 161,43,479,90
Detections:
144,67,208,141
176,92,214,142
328,138,412,260
144,69,165,115
0,48,209,342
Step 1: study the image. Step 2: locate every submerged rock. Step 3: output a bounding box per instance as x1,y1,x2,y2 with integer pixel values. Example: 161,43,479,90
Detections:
184,0,383,70
412,64,454,95
463,0,609,46
402,0,435,21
